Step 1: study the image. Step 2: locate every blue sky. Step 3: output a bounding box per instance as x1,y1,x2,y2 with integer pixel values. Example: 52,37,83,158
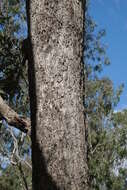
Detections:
89,0,127,110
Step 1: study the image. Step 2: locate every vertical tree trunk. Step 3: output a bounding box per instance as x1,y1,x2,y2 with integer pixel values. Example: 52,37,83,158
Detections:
27,0,88,189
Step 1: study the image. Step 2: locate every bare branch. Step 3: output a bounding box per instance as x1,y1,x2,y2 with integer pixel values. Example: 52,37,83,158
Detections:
0,95,31,134
8,126,32,170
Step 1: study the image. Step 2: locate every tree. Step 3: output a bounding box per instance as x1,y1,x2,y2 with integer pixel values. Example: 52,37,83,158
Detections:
26,0,88,189
1,1,127,189
84,7,127,190
0,1,31,189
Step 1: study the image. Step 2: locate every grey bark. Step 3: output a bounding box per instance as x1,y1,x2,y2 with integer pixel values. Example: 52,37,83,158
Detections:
0,95,30,134
27,0,88,189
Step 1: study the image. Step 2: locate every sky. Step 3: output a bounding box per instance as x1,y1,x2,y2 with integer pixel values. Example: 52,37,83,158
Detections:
89,0,127,110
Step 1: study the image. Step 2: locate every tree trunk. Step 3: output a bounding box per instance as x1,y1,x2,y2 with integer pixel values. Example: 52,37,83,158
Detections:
27,0,88,189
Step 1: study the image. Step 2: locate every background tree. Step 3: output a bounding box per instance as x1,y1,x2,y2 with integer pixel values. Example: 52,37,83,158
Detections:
0,1,31,189
85,4,127,190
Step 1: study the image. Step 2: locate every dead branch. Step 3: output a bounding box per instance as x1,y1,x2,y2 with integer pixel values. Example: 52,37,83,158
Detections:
0,95,31,134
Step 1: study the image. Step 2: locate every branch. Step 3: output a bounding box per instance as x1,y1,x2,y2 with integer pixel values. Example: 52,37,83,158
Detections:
18,162,30,190
0,95,31,134
8,126,32,170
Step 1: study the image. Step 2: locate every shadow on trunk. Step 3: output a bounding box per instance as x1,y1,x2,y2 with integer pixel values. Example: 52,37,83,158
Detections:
26,1,60,189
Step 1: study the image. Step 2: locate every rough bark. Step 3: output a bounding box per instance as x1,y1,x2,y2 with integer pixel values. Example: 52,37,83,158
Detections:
27,0,88,189
0,95,30,134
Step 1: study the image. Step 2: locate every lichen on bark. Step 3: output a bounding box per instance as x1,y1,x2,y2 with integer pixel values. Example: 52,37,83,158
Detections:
27,0,88,189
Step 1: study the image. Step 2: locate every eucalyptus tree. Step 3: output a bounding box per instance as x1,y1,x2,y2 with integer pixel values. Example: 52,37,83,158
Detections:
0,1,31,189
27,0,88,189
1,1,127,190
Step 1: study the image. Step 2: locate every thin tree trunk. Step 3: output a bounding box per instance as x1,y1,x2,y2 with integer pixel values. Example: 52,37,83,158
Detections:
27,0,88,189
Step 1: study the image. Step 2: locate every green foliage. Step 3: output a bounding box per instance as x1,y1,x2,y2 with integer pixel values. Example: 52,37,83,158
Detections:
0,1,31,189
0,164,31,190
0,0,29,114
85,6,127,190
0,166,21,190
